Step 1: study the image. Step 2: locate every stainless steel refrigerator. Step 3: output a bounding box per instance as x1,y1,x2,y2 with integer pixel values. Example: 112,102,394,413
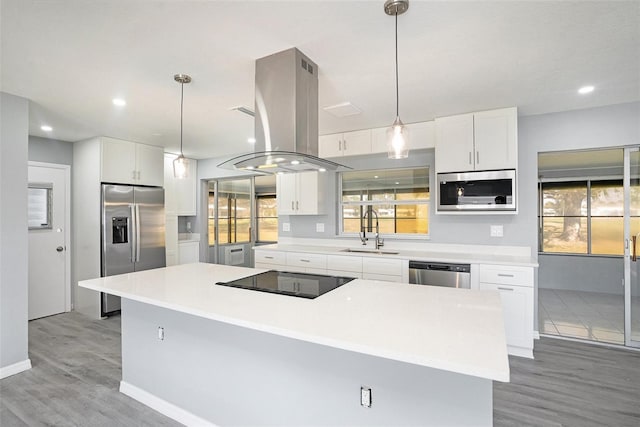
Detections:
101,184,165,316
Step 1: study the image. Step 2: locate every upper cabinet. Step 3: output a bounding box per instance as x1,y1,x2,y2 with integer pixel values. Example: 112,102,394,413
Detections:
101,137,164,186
319,129,372,158
435,107,517,173
164,153,197,216
276,171,326,215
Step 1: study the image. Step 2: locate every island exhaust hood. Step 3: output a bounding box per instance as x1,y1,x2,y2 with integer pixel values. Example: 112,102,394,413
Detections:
218,48,350,174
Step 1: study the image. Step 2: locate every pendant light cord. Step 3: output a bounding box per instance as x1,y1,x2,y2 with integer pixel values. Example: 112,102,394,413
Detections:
395,11,399,118
180,82,184,155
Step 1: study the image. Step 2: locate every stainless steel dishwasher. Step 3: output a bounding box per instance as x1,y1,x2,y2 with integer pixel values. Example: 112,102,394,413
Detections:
408,261,471,289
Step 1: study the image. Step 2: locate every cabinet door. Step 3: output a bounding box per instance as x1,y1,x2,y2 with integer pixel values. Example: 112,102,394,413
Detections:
435,113,474,173
178,241,200,264
473,108,518,170
407,121,435,150
136,144,164,186
165,215,178,266
370,127,388,154
276,174,297,215
163,154,177,215
296,171,323,215
176,160,197,215
318,134,343,158
101,138,136,184
480,282,533,351
342,129,371,156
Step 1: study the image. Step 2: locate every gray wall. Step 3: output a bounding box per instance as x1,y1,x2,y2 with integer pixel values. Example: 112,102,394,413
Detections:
28,136,73,165
539,255,624,295
0,92,29,370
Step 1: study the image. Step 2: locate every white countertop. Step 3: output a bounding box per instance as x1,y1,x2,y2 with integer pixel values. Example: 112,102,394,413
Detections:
255,243,538,267
79,263,510,382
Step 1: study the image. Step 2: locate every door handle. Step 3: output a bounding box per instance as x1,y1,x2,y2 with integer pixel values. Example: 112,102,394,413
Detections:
633,236,637,262
56,246,64,252
135,204,141,262
130,205,136,263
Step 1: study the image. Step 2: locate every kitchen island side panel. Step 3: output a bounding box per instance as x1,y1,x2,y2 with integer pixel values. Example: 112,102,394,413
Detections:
121,298,492,426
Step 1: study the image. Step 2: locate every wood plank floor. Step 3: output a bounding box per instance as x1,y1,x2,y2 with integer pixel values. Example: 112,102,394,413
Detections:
1,312,639,426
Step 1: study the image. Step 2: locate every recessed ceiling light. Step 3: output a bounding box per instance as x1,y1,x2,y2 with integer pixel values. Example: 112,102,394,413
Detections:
318,168,327,173
248,137,256,144
578,85,594,95
395,182,400,185
112,98,126,106
41,125,52,132
374,175,379,179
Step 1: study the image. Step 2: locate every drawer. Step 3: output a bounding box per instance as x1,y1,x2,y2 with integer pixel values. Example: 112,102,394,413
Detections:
363,272,403,283
327,269,362,279
362,257,403,276
479,264,533,287
254,250,286,266
327,255,362,273
286,252,327,269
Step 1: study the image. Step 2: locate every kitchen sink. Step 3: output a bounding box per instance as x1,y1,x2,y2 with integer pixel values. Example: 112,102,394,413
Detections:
340,248,400,255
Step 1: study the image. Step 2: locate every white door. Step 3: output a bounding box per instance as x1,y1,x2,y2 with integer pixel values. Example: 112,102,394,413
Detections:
28,163,70,320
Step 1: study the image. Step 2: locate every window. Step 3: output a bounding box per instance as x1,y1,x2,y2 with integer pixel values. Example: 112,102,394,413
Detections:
539,179,632,256
340,167,429,237
256,195,278,242
28,184,52,230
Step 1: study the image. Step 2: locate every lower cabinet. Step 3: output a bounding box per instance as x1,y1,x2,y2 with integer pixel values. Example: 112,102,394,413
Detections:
479,264,534,358
178,241,200,264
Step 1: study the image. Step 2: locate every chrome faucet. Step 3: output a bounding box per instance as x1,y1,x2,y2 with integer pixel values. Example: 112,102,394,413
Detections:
360,208,384,249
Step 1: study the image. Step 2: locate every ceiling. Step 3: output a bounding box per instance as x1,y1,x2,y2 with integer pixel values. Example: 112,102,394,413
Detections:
2,0,639,160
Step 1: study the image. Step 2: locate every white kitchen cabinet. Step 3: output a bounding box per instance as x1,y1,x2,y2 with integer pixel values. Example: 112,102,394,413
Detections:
178,241,200,264
318,129,371,158
479,263,533,358
164,153,197,216
371,121,435,154
101,137,164,186
276,171,326,215
286,252,327,270
165,215,178,266
327,255,362,273
435,107,517,173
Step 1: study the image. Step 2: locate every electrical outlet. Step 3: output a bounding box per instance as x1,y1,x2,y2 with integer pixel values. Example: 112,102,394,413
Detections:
316,223,325,233
158,327,165,341
360,386,372,408
490,225,504,237
282,222,291,232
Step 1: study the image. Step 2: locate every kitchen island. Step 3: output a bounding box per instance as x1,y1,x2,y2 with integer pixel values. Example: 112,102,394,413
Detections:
79,263,509,426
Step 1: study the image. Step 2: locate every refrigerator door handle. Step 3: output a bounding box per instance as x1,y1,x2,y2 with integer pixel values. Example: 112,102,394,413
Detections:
135,203,141,262
129,204,136,263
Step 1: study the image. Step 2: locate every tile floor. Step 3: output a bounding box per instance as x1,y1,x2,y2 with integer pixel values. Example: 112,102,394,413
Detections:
539,288,640,344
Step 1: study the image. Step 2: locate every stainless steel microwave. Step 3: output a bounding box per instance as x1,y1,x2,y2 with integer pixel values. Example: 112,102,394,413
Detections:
437,170,516,211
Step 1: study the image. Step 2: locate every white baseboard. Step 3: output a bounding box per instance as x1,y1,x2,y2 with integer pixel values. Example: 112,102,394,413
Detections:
508,346,534,359
0,359,32,379
120,381,216,427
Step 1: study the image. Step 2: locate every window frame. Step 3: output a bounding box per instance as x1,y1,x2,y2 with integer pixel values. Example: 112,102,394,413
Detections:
255,193,278,243
338,167,430,239
538,176,626,257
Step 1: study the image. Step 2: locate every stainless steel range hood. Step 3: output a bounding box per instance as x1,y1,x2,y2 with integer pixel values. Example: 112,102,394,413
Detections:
218,48,349,174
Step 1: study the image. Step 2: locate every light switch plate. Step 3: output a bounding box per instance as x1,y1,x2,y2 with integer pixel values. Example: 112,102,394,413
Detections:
316,223,325,233
282,222,291,232
490,225,504,237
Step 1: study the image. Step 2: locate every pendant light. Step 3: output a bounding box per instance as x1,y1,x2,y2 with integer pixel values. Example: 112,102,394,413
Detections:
384,0,410,159
173,73,192,179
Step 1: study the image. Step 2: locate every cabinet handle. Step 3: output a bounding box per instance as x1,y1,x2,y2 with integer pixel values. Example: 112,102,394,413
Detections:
476,151,479,165
264,256,274,259
339,140,342,151
497,273,515,277
292,201,295,210
296,201,299,210
137,171,141,180
497,286,514,291
344,140,347,151
132,170,137,180
300,259,310,263
469,152,472,165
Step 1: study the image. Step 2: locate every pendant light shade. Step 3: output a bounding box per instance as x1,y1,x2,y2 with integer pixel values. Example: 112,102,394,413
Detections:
384,0,409,159
173,73,192,179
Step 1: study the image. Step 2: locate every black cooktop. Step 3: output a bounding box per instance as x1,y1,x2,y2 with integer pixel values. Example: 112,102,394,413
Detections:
215,270,355,299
